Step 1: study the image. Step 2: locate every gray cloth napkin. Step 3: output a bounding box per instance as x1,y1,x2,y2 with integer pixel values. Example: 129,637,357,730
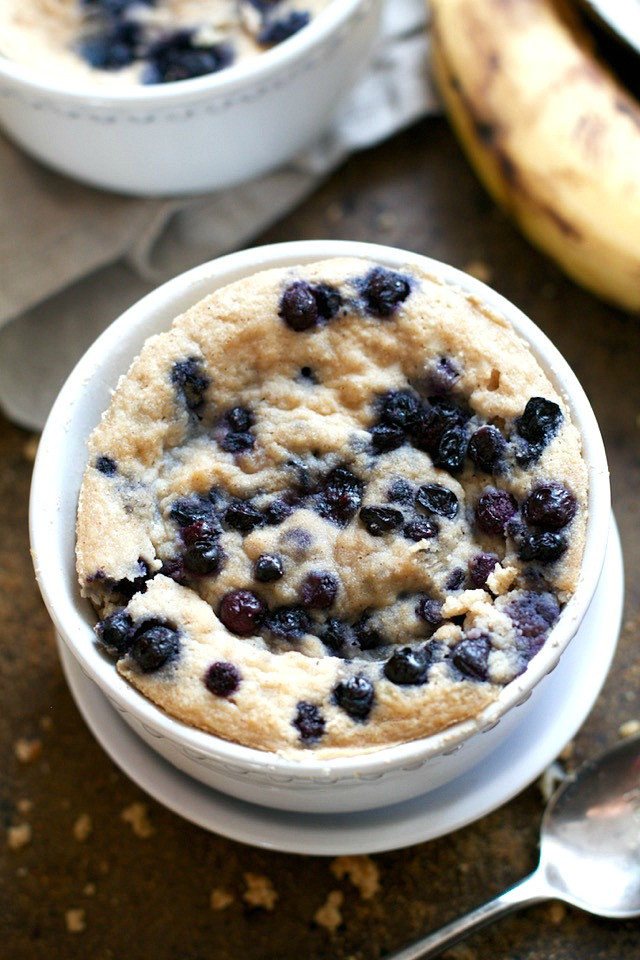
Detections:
0,0,438,431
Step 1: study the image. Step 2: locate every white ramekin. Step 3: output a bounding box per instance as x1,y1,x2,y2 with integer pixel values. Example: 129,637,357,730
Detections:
30,240,611,813
0,0,381,196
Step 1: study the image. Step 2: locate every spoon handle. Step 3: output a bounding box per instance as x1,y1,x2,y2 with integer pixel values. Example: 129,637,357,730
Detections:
385,869,551,960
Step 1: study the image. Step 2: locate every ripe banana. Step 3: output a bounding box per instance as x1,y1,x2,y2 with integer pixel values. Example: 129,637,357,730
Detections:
429,0,640,313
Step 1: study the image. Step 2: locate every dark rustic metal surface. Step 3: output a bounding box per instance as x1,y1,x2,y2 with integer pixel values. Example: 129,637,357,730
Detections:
2,117,639,959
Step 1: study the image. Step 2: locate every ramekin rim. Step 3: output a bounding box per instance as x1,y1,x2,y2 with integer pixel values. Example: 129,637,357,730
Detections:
29,239,610,779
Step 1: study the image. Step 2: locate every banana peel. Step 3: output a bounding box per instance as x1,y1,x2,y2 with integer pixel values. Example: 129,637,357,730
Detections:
429,0,640,313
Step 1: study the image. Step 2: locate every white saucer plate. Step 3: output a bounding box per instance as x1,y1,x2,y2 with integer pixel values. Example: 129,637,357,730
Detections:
58,518,623,857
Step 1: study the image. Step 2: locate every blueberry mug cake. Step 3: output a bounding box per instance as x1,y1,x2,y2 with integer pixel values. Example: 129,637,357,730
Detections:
0,0,331,85
76,257,587,758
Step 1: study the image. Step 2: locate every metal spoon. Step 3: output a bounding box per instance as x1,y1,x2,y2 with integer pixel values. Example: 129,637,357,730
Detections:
388,735,640,960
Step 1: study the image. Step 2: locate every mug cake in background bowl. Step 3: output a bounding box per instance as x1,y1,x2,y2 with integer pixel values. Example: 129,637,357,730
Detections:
0,0,382,195
30,240,610,814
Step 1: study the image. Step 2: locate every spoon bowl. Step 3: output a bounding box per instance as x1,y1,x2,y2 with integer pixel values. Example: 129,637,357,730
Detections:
389,734,640,959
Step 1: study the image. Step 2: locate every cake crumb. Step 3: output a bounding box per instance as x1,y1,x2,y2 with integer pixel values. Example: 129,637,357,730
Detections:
242,873,278,910
210,888,234,911
464,259,492,284
619,719,640,738
314,890,344,932
73,813,93,842
538,761,566,803
14,737,42,764
120,802,154,838
331,855,380,899
547,901,566,925
65,908,86,933
7,823,32,850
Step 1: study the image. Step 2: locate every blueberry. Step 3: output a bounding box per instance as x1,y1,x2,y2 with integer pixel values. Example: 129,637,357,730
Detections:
415,597,443,626
224,499,265,533
259,11,310,45
95,455,117,476
314,466,363,526
475,489,518,536
522,483,577,530
95,609,133,657
299,366,317,383
358,267,411,318
183,540,225,576
204,661,242,698
221,431,255,453
515,397,563,463
377,389,422,428
467,425,506,473
415,483,458,519
130,622,180,673
411,397,467,455
300,570,339,609
518,531,567,563
508,590,560,665
516,397,563,444
254,553,285,582
171,357,210,412
468,552,499,587
320,617,355,654
333,675,375,721
219,590,266,636
263,497,297,525
170,495,218,529
279,280,342,331
446,568,466,590
77,21,142,70
370,422,406,453
424,356,460,395
293,701,325,743
266,605,311,641
144,31,233,84
81,0,151,15
451,634,491,681
352,615,385,650
383,646,430,685
359,505,403,536
433,424,468,474
403,517,439,541
387,478,414,503
223,406,253,432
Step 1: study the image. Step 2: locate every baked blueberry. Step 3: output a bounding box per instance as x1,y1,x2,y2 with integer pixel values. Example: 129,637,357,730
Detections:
314,466,363,526
320,617,356,655
293,701,325,743
300,570,338,609
266,605,311,641
171,357,210,412
223,406,254,432
377,389,422,428
254,553,285,582
204,661,242,698
387,478,414,503
224,499,265,533
352,615,385,651
519,531,568,563
333,675,375,721
77,21,142,70
467,425,506,473
183,540,225,576
144,31,233,84
433,424,468,474
358,267,411,317
359,505,403,536
259,12,310,45
469,552,499,587
95,455,117,476
403,517,439,541
415,596,443,626
279,280,342,331
475,489,518,536
383,646,430,685
415,483,458,519
451,633,491,681
219,589,266,635
130,622,180,673
522,483,577,530
515,397,563,463
411,397,467,454
95,609,133,657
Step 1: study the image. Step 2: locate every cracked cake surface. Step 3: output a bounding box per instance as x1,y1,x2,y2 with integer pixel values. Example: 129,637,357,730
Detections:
0,0,331,85
75,257,588,758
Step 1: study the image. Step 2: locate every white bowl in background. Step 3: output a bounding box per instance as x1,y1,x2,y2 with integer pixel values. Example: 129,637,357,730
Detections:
0,0,382,196
29,240,611,813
